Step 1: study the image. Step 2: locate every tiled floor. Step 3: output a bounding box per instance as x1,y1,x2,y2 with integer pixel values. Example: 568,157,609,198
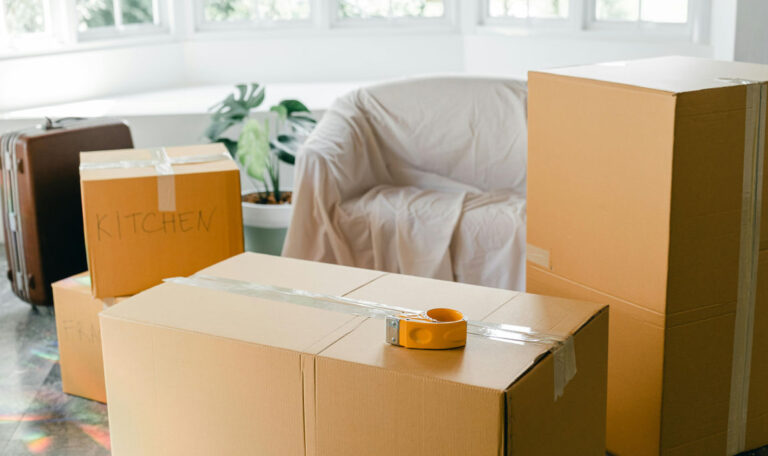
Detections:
0,271,109,455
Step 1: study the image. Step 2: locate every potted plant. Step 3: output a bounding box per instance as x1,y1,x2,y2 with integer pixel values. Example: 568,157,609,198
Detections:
205,83,316,254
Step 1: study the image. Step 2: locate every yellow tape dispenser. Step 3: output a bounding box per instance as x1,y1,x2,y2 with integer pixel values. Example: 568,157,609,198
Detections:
386,308,467,349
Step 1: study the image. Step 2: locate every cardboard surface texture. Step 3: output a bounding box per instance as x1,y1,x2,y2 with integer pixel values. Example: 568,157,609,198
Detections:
52,272,127,403
527,56,768,455
79,144,244,298
100,253,608,456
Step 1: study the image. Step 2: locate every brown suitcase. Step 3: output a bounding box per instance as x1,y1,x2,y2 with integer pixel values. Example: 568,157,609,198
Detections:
0,118,133,307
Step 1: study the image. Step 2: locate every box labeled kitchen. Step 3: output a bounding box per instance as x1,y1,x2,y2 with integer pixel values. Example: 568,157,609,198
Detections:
100,253,609,456
79,144,244,298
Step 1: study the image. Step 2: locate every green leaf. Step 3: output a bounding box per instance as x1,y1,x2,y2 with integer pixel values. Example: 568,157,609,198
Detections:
204,119,237,141
290,114,316,124
278,99,310,116
236,119,271,183
276,150,295,165
270,104,288,122
215,138,238,157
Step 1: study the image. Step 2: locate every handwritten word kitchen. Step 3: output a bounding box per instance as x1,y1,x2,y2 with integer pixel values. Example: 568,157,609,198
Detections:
93,208,218,240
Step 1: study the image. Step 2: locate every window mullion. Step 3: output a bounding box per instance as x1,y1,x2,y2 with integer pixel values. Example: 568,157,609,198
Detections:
113,0,123,29
315,0,331,28
0,0,8,47
152,0,161,26
570,0,586,30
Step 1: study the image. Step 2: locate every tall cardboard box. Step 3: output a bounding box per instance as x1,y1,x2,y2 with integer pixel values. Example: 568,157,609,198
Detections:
79,144,244,298
52,272,128,403
100,253,609,455
526,56,768,455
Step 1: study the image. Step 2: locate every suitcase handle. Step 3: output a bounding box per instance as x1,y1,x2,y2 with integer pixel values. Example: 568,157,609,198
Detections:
38,117,87,131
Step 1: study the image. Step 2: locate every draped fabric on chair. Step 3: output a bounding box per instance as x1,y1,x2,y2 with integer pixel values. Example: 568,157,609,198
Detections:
282,76,528,290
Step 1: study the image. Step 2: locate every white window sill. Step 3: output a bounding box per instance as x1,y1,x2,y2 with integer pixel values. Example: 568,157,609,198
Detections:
0,82,371,119
0,32,178,61
473,24,700,45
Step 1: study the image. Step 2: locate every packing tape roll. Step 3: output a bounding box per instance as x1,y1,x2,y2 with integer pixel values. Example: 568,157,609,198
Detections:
165,274,578,400
79,147,230,212
727,81,767,455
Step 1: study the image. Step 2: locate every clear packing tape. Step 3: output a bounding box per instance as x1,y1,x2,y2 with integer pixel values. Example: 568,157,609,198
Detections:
79,147,231,212
165,274,578,400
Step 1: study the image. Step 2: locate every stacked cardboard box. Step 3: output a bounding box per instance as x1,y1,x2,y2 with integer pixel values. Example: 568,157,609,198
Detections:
52,273,128,402
527,56,768,455
100,252,609,455
53,143,244,402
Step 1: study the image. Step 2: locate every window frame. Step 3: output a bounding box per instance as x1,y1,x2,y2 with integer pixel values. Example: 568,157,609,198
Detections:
477,0,710,43
328,0,457,29
586,0,711,43
479,0,577,29
0,0,59,51
192,0,316,32
75,0,171,42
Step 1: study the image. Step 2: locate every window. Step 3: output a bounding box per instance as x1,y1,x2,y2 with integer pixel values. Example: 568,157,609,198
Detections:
199,0,311,24
336,0,446,21
482,0,699,38
0,0,51,50
487,0,567,20
76,0,167,38
594,0,688,23
0,0,708,56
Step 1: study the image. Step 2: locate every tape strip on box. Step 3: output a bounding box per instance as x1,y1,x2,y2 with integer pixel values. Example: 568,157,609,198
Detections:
727,81,767,455
165,274,578,400
79,147,230,212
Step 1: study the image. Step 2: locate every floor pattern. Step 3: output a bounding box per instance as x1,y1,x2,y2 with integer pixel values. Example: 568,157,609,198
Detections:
0,283,109,456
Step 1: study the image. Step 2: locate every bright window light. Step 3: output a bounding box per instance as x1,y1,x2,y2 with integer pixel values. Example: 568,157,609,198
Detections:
202,0,311,22
640,0,687,23
595,0,688,23
77,0,116,29
76,0,161,32
488,0,568,19
338,0,445,20
3,0,46,34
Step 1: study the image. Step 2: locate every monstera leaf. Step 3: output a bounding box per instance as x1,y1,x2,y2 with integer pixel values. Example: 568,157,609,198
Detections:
205,83,266,141
236,119,271,183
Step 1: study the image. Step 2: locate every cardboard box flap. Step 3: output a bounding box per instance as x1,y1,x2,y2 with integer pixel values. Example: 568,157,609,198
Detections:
101,283,362,353
315,273,604,391
101,253,385,353
316,317,549,391
537,56,768,94
344,272,519,321
483,293,606,340
53,271,94,292
197,252,385,296
80,143,238,181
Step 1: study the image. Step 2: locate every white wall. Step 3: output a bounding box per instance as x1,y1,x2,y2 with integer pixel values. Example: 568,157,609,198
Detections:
464,33,712,78
2,0,767,112
183,34,464,84
0,42,185,111
734,0,768,64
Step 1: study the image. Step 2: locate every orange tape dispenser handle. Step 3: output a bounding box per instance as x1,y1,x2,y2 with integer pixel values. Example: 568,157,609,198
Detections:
386,308,467,349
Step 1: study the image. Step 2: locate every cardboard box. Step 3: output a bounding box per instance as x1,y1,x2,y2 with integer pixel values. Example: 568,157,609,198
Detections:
80,144,244,298
100,253,608,455
526,56,768,455
52,272,128,403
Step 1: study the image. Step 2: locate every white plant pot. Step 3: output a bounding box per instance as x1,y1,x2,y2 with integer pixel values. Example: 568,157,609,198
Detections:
241,201,293,229
241,196,293,255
